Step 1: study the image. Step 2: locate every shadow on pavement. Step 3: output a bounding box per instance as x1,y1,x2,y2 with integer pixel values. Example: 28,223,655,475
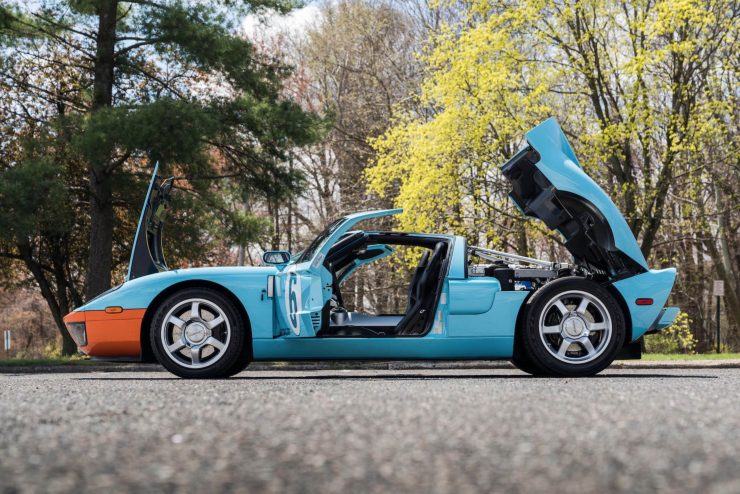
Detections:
75,372,719,381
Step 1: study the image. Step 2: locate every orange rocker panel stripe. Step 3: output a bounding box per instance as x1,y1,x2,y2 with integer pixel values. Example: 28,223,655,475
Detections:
64,309,146,358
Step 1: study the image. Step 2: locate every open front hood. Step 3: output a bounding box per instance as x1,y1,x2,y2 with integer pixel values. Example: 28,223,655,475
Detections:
127,164,173,281
502,118,648,277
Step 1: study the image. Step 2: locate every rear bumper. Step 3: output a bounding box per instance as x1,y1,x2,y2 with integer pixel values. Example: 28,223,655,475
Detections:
617,306,679,360
63,309,145,358
644,306,680,335
611,268,677,340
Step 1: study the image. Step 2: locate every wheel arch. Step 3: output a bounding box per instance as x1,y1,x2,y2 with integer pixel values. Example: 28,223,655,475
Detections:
512,289,538,353
604,283,633,344
515,276,628,376
139,279,253,363
513,277,633,349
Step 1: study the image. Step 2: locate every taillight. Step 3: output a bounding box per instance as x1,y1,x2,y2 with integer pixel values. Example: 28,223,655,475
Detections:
635,298,654,306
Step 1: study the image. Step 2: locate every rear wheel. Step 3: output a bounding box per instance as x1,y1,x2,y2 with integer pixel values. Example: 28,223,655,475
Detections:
520,278,625,377
511,341,544,376
150,288,249,378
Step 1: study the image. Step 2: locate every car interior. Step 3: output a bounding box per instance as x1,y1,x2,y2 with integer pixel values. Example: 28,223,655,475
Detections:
316,232,451,338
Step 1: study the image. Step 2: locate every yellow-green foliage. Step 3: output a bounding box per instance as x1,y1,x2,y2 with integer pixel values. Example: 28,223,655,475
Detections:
367,0,738,260
644,311,697,354
367,0,553,242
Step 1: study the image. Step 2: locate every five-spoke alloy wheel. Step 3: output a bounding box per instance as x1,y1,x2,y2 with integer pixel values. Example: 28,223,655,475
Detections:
161,298,231,369
538,290,612,364
518,277,625,377
151,288,250,378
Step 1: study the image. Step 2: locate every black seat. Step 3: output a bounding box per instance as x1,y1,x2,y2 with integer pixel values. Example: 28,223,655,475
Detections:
405,249,430,313
395,242,446,336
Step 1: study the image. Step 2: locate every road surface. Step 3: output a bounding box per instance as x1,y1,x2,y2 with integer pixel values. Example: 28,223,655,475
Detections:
1,368,739,493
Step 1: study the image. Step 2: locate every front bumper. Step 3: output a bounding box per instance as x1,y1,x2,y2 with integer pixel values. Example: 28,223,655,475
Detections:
66,321,87,347
63,309,145,357
63,311,87,350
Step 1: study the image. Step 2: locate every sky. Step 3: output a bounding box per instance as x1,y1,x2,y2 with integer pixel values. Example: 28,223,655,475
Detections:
241,2,323,39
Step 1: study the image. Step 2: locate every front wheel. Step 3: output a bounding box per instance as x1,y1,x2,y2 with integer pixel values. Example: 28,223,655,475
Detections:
150,288,250,378
520,278,625,377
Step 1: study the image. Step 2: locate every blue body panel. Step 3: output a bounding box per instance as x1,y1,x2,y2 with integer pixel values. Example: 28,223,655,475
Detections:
273,264,323,337
81,266,278,339
252,336,514,360
657,307,680,330
526,119,649,271
448,291,529,340
611,268,677,340
448,235,467,279
448,279,498,315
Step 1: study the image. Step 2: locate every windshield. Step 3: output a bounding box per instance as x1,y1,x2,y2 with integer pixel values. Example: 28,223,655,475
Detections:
296,216,346,263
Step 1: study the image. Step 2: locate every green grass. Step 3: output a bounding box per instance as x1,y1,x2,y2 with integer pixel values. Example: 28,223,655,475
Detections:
642,353,740,361
0,356,96,367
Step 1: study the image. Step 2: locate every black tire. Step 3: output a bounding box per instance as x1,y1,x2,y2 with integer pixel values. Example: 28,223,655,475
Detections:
511,339,545,376
222,340,252,377
520,277,625,377
150,288,250,378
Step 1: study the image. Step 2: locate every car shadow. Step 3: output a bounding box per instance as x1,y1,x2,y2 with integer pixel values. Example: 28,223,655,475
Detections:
75,372,719,381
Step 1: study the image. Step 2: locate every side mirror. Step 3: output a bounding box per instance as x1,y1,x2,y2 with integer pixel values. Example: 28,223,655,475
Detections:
262,250,291,265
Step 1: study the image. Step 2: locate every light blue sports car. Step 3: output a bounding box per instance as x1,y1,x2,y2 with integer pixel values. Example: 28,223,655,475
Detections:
64,118,679,378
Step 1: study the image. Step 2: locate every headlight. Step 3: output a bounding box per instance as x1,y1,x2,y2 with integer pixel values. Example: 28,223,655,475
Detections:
65,322,87,347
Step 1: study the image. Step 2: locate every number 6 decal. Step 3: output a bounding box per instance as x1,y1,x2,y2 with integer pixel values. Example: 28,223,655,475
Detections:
285,269,302,335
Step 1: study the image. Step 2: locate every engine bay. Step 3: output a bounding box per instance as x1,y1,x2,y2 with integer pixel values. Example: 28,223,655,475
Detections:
467,245,577,291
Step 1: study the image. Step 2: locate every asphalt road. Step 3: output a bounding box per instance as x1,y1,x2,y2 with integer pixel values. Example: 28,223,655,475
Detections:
1,368,739,494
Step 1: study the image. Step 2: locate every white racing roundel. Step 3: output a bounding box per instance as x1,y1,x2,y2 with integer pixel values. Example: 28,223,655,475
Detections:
285,267,302,335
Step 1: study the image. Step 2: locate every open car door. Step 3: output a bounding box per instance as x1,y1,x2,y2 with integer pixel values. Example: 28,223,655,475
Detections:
336,244,394,285
274,209,402,337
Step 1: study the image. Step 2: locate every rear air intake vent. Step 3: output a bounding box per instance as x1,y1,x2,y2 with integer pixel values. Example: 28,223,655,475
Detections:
310,312,321,331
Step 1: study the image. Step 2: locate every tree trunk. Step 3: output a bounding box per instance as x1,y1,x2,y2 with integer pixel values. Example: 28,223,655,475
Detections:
86,171,114,300
713,184,740,343
52,240,77,355
85,0,119,300
516,221,529,257
18,242,77,355
287,157,294,252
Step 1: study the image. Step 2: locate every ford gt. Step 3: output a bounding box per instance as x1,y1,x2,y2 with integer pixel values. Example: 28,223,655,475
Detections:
63,118,679,378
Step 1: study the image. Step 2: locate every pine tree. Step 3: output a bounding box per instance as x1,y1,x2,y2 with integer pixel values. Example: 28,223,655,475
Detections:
0,0,324,353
